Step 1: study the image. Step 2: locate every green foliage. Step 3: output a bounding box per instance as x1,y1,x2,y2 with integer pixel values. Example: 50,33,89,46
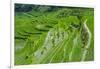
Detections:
56,9,72,18
14,4,94,65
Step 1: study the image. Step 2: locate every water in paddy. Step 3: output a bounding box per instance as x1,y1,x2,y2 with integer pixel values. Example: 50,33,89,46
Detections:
15,39,25,52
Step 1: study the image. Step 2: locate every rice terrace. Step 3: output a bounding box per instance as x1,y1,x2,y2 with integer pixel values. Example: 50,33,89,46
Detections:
14,4,94,65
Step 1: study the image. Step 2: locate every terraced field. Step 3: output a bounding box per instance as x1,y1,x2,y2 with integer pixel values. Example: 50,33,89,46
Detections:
14,4,94,65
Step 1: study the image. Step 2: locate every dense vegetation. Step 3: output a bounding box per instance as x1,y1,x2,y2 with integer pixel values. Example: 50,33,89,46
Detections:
14,4,94,65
